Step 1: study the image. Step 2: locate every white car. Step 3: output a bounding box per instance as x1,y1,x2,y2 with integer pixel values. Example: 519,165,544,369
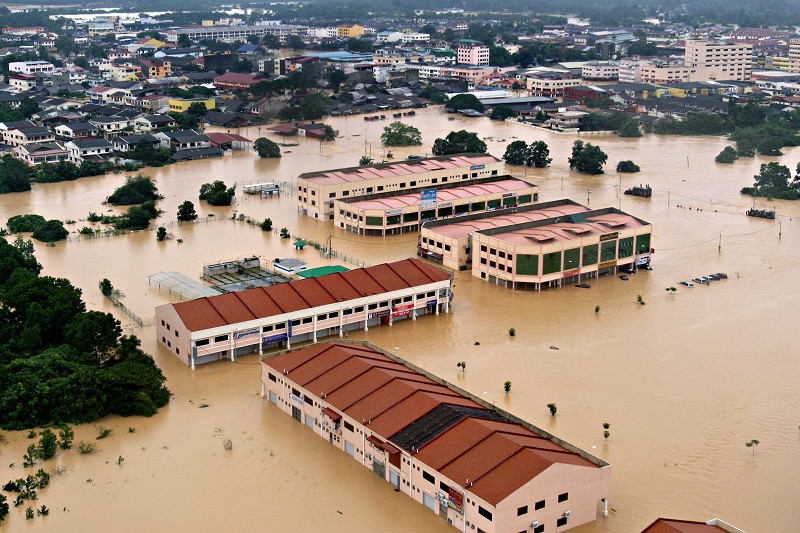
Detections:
679,281,694,287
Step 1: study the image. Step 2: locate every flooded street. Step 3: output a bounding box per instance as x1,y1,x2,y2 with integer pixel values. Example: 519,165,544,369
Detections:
1,107,799,532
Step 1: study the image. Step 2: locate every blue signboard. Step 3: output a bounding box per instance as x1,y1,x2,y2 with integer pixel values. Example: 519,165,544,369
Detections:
262,333,289,344
420,189,437,202
470,164,485,171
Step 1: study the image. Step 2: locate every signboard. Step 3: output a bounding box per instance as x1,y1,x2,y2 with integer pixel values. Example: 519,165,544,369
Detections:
502,192,516,198
368,310,391,319
262,333,289,344
448,488,464,514
599,232,619,242
392,303,414,317
234,328,259,340
469,164,485,171
636,254,651,266
426,299,438,307
437,201,452,208
386,209,402,215
420,189,437,202
289,393,303,405
563,268,580,277
598,260,617,269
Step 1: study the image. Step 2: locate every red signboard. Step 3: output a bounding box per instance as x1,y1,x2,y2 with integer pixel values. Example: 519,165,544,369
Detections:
448,488,464,513
392,303,414,317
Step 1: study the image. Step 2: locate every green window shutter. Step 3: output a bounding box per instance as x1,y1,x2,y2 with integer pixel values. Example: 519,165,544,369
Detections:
516,254,539,275
618,237,634,258
582,244,598,266
518,194,532,204
471,201,485,211
636,233,651,254
366,216,383,226
601,240,617,262
403,212,419,222
542,251,562,275
563,248,580,269
487,199,501,209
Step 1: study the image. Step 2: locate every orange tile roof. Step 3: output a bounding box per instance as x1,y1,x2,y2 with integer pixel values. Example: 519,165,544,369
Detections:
263,342,604,506
640,519,728,533
168,259,450,332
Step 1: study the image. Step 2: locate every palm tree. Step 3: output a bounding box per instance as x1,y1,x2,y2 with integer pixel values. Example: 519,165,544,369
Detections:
745,439,760,455
504,381,512,393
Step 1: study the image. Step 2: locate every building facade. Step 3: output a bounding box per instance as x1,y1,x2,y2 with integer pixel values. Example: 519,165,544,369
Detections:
581,61,619,80
335,176,538,235
684,39,752,81
155,259,453,367
296,154,504,220
457,41,490,66
261,341,611,533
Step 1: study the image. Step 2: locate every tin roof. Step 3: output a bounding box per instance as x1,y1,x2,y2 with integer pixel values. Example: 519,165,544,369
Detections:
263,342,605,506
166,259,450,332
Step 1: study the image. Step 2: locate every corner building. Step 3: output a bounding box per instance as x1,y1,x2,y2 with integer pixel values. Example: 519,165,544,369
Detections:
261,342,611,533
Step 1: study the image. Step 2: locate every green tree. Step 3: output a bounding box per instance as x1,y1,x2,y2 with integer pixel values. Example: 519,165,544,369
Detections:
156,227,167,241
64,311,122,362
177,34,192,48
446,93,485,113
618,120,642,137
504,380,512,393
58,426,74,449
177,200,198,221
130,140,169,166
754,162,791,189
38,430,57,460
490,105,517,120
745,439,760,455
715,147,738,164
18,98,40,119
114,201,161,230
7,214,46,233
616,160,640,173
199,181,236,206
503,140,528,165
0,155,34,194
260,218,272,231
527,141,552,168
107,175,160,205
359,155,374,166
568,140,608,175
0,493,8,523
320,125,338,141
31,220,68,242
286,35,305,51
99,278,113,297
326,69,347,93
254,137,281,158
547,403,557,416
381,122,422,146
432,130,487,155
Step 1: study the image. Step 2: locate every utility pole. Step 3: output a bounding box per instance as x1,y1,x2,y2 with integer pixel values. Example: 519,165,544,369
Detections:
718,234,722,254
327,235,332,257
587,189,590,206
667,190,670,208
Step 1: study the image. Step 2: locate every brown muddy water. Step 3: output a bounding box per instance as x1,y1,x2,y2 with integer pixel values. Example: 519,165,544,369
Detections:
1,108,799,532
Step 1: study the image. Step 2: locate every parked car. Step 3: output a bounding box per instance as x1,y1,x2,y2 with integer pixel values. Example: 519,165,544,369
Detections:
715,272,728,279
620,265,634,274
619,275,629,280
575,283,591,289
679,281,694,287
642,265,653,270
707,274,721,281
693,277,709,284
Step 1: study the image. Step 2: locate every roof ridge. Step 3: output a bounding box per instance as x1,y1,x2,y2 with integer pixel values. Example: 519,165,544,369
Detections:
467,439,528,487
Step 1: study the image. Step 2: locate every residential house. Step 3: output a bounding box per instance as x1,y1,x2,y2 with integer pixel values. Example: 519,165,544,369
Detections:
207,132,252,150
155,129,211,151
138,59,172,79
14,142,69,166
65,138,114,163
8,61,55,75
89,115,130,137
112,133,161,154
9,73,38,92
3,126,55,147
132,114,176,133
213,72,262,93
54,122,100,139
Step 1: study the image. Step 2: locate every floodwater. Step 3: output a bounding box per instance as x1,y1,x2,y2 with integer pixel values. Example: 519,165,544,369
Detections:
1,107,799,532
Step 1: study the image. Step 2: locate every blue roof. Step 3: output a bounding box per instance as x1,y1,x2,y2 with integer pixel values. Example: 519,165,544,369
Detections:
236,44,259,53
303,52,374,61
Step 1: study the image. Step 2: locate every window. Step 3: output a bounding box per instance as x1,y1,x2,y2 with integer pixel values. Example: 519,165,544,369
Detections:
166,324,170,331
431,178,438,184
318,314,327,321
328,312,339,318
354,306,364,313
343,309,352,315
600,240,617,262
161,319,165,326
558,492,569,502
422,471,434,483
582,244,598,266
291,320,300,326
302,317,312,324
196,339,209,347
439,481,449,492
268,373,277,382
176,348,180,355
214,335,229,343
517,505,528,516
535,499,545,510
275,323,286,330
478,506,492,521
368,303,378,310
534,524,544,533
329,192,336,198
517,254,539,275
344,421,354,432
557,517,568,527
304,395,314,406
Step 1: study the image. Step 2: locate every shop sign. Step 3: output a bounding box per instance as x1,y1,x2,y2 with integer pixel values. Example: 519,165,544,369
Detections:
289,393,303,405
426,299,438,307
563,268,580,277
368,310,390,319
437,201,452,207
386,209,402,215
599,232,619,242
448,488,464,513
502,192,516,198
598,260,617,269
392,303,414,317
234,328,259,340
636,254,651,265
262,333,288,344
469,164,485,170
420,189,437,202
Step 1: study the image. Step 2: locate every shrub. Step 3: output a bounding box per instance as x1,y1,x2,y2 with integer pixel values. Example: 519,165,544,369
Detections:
547,403,557,416
96,426,112,440
37,430,57,460
715,146,738,164
509,328,516,337
99,278,113,296
504,380,512,393
32,220,68,242
260,218,273,231
199,181,236,206
78,442,97,454
107,175,161,205
156,227,167,241
7,214,46,233
616,160,640,173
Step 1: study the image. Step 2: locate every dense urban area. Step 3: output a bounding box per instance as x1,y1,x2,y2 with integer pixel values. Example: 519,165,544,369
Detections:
1,0,799,532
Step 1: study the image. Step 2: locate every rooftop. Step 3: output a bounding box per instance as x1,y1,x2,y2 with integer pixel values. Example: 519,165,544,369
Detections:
262,341,606,506
298,153,502,185
165,258,450,332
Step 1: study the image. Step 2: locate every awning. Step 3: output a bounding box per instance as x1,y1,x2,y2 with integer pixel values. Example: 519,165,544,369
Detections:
367,435,400,455
321,407,341,422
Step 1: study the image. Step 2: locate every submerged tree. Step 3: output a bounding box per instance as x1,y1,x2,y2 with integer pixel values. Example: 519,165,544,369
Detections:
504,380,512,393
547,403,557,416
745,439,760,455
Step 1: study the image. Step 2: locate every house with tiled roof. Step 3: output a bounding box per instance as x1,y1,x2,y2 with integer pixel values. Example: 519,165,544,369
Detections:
213,71,262,92
154,258,453,367
261,341,610,533
640,518,745,533
65,138,114,163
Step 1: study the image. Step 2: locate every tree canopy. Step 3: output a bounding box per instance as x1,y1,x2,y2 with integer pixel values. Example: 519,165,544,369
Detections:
107,175,161,205
381,122,422,146
432,130,487,156
0,155,34,194
502,139,552,168
254,137,281,158
199,180,236,206
0,238,169,429
446,94,485,113
568,140,608,175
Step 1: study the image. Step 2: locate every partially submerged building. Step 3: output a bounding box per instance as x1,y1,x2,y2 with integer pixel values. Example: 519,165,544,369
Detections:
334,176,538,235
155,259,452,367
296,154,503,220
261,341,611,533
419,201,652,288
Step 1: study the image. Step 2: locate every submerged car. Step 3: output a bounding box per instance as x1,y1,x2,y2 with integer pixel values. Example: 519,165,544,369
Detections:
715,272,728,279
693,277,709,284
619,275,629,280
575,283,591,289
679,281,694,287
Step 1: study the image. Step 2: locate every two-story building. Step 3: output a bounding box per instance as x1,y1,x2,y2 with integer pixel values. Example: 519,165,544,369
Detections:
65,138,114,163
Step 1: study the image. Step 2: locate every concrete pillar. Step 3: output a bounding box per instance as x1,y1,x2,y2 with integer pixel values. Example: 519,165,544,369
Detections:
364,306,369,331
260,382,265,397
230,335,236,361
339,313,344,337
412,294,417,320
312,315,317,343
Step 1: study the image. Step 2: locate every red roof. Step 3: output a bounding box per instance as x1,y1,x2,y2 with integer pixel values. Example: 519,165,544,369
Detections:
214,72,261,85
168,259,450,332
207,132,252,146
640,519,730,533
263,342,604,506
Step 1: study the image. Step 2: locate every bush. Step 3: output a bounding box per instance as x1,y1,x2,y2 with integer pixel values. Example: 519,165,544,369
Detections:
38,430,57,460
114,201,161,230
77,442,97,454
715,146,738,164
253,137,281,158
177,200,198,221
199,181,236,206
156,227,167,241
99,278,113,296
616,160,640,173
32,220,69,242
7,214,46,233
107,175,161,205
260,218,273,231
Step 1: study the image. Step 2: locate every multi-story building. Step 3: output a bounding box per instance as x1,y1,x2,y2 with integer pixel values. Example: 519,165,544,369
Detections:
167,97,216,113
414,64,496,84
618,57,651,83
155,259,453,367
3,126,55,147
8,60,55,75
164,25,307,44
338,24,365,38
419,202,652,288
65,139,114,163
684,38,753,81
138,59,172,78
261,341,611,533
525,73,582,97
335,176,538,235
14,142,69,166
457,40,490,66
581,61,619,80
297,154,504,220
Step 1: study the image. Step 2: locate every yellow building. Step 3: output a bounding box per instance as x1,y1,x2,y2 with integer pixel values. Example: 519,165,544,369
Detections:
168,97,217,113
338,24,365,38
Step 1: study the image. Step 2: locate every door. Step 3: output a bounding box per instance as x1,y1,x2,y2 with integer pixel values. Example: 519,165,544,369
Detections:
305,415,315,430
291,406,301,422
389,469,401,489
372,459,385,479
423,493,436,512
